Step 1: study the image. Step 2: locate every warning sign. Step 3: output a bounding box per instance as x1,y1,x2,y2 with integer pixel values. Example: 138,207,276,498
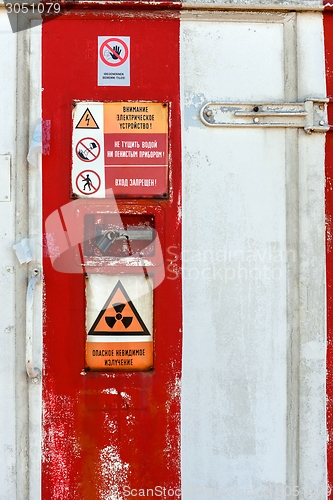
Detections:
88,281,150,336
76,170,101,195
72,103,105,198
76,108,99,129
86,278,153,371
86,341,153,371
104,102,168,196
71,101,168,198
99,38,129,67
76,138,101,162
98,36,130,87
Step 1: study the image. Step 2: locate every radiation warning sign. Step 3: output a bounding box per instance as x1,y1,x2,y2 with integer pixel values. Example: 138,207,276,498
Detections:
86,278,153,371
88,281,150,336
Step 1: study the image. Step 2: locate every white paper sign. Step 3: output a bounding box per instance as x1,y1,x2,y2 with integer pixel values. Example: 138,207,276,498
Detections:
98,36,130,87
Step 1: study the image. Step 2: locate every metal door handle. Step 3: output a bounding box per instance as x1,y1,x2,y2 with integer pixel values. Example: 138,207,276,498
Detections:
26,269,40,380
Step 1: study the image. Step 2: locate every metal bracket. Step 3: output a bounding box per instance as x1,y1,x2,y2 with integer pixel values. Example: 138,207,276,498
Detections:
200,98,329,133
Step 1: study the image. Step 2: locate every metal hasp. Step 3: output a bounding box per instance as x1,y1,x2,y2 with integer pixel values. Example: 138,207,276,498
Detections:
95,228,154,253
26,269,41,381
200,98,329,133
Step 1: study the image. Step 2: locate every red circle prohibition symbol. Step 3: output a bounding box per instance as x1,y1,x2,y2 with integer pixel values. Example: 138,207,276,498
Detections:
75,138,101,163
99,38,129,67
76,170,101,195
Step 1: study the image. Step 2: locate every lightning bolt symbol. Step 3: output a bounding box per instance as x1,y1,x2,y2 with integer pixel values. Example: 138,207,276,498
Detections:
85,113,90,127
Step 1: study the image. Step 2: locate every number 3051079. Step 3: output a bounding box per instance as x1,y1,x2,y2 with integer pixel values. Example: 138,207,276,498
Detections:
5,2,61,14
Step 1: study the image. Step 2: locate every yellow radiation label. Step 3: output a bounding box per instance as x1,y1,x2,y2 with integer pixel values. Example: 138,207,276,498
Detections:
85,278,153,372
86,341,153,371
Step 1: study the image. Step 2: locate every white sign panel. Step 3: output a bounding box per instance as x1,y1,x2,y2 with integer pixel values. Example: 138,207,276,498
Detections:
98,36,130,87
72,103,105,198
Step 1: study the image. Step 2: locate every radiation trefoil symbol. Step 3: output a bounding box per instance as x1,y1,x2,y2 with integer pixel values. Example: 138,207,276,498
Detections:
106,302,133,329
88,281,150,336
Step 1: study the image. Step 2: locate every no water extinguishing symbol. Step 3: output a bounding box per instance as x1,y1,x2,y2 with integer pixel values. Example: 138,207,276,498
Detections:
75,138,101,162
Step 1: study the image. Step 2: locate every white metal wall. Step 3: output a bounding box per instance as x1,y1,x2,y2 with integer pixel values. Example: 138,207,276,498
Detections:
0,5,328,500
181,11,326,500
0,8,42,500
0,9,17,499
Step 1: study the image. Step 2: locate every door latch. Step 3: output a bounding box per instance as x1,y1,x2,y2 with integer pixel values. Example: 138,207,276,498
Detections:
200,98,329,133
95,227,154,254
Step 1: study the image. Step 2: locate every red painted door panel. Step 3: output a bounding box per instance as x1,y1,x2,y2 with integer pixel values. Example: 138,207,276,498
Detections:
325,5,333,497
42,10,181,498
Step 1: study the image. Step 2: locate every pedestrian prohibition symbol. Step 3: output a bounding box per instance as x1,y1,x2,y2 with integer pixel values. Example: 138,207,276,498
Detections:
99,38,129,67
75,138,101,162
76,170,101,195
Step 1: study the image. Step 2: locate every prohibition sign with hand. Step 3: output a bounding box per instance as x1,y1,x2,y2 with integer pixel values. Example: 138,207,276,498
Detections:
99,38,129,67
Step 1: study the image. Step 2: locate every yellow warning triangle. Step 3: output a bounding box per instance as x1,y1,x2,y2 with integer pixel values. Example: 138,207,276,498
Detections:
75,108,99,129
88,281,150,336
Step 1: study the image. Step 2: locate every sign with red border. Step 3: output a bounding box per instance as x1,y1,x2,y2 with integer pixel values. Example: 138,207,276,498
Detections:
75,138,101,162
99,38,129,67
72,101,168,198
76,170,101,195
98,36,130,86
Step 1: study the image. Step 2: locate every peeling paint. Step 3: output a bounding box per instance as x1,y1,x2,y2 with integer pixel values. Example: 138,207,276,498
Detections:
97,414,131,500
165,375,181,414
163,375,181,479
183,91,207,129
98,444,130,500
42,395,81,498
102,388,119,395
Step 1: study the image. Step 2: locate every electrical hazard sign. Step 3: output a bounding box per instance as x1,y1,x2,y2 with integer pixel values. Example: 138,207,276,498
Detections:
85,276,153,372
75,108,99,129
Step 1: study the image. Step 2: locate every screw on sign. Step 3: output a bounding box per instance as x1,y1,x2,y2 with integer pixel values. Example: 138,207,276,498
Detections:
75,138,101,162
99,38,129,67
76,170,101,195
